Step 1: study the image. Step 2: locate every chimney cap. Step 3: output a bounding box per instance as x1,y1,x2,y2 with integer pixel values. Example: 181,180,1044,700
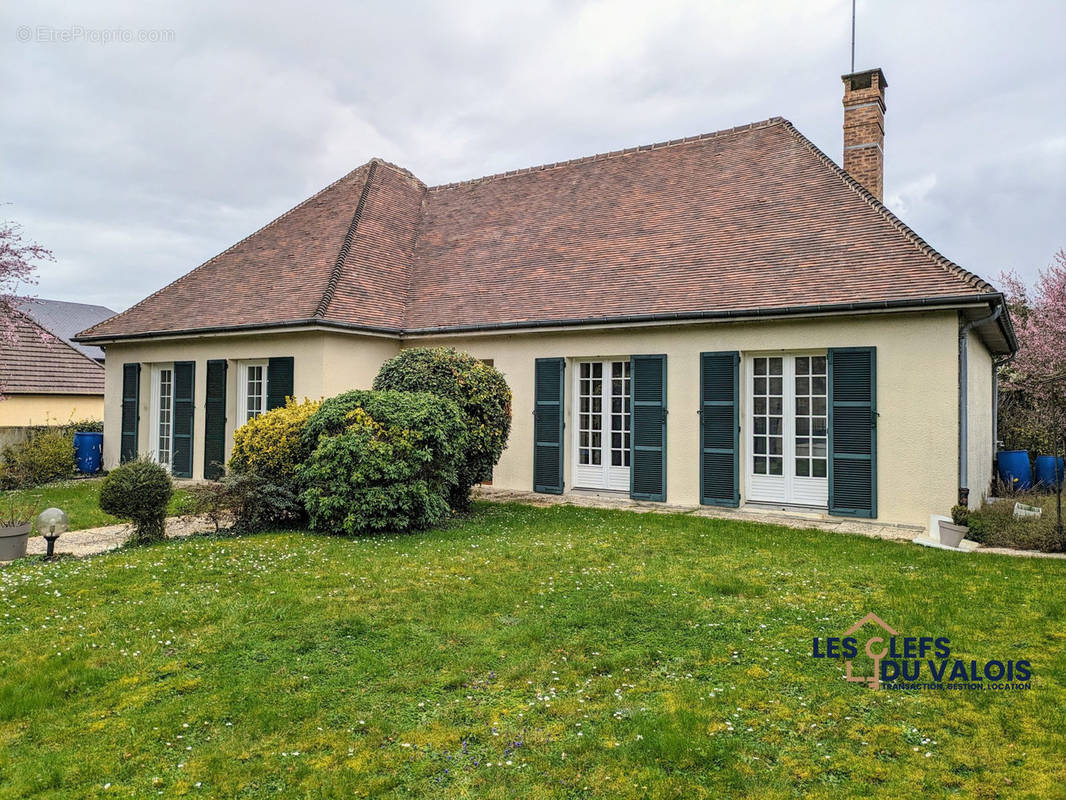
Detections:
841,67,888,91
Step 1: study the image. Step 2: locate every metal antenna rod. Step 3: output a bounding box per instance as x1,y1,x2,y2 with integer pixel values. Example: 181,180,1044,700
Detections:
851,0,856,72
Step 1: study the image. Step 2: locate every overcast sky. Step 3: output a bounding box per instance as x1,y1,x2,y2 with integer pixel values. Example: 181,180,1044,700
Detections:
3,0,1064,312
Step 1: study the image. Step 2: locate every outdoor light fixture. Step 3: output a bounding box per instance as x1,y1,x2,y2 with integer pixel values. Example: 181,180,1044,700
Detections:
36,507,69,559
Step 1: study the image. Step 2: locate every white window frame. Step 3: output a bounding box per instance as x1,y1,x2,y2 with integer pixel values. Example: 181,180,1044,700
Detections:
149,363,175,472
572,358,631,492
745,352,829,508
238,360,268,424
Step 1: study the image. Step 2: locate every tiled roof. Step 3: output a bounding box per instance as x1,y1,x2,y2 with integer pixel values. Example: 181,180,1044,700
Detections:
16,298,115,361
78,117,1000,343
1,311,105,395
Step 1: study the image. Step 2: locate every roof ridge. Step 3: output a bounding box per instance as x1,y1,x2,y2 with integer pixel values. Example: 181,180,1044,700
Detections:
315,161,378,319
775,119,994,295
425,117,787,192
78,162,377,338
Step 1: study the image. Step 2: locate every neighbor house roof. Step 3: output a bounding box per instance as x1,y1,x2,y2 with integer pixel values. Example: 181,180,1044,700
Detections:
16,297,115,361
77,117,1013,351
1,311,105,395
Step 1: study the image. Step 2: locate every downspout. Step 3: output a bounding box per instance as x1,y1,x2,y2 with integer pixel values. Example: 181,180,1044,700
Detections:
959,304,1003,506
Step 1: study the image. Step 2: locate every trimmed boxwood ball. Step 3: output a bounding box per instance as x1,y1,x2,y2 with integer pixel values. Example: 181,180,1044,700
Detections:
297,390,468,535
373,347,512,508
99,459,173,544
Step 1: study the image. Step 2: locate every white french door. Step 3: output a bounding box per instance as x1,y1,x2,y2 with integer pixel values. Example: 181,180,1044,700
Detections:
150,363,175,471
573,360,631,491
746,354,828,507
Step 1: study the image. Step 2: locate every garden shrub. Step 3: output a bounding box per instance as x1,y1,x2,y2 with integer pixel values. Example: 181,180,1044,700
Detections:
98,459,173,544
373,347,511,509
298,390,468,535
966,493,1065,552
230,398,321,481
186,473,304,534
0,429,76,489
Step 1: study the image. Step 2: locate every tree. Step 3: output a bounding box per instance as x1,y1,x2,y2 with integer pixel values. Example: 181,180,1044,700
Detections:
0,214,54,344
998,249,1066,546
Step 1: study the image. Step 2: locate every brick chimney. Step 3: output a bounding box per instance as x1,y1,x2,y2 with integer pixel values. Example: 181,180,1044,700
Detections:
841,68,887,201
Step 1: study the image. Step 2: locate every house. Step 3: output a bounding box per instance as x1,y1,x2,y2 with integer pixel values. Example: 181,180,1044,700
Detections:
0,309,106,434
17,297,116,363
76,69,1015,526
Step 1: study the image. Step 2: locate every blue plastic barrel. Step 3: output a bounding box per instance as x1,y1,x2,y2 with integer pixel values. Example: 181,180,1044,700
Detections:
1035,455,1064,490
997,450,1032,491
73,432,103,474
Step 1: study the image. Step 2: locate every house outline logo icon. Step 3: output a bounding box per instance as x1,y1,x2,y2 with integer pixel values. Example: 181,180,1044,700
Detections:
843,612,899,691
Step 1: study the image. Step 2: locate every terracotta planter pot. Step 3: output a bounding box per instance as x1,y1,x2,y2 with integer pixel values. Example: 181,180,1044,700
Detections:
938,520,968,549
0,523,31,561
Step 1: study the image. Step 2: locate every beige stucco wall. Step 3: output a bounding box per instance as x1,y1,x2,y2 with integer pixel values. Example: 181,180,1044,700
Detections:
966,331,995,507
407,310,964,527
99,310,982,528
101,330,399,476
0,394,104,427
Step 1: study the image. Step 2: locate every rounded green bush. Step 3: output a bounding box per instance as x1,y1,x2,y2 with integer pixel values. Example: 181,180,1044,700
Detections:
373,347,511,508
99,459,173,543
297,390,468,535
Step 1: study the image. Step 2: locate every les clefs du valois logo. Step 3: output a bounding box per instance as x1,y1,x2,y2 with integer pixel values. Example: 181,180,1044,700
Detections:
812,613,1032,691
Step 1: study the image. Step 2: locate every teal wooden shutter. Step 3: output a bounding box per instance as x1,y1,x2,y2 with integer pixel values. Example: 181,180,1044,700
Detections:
630,354,667,501
533,358,565,494
203,359,227,480
120,363,140,463
828,347,877,518
172,361,195,479
267,357,294,411
700,351,740,506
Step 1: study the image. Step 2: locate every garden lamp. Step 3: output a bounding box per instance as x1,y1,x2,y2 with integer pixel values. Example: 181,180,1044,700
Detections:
36,507,68,559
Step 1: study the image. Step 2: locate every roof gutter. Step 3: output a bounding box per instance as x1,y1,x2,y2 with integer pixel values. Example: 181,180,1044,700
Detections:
76,293,1017,349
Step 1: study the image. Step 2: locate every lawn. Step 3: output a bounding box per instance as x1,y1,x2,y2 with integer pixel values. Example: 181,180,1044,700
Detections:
2,478,191,532
1,503,1065,798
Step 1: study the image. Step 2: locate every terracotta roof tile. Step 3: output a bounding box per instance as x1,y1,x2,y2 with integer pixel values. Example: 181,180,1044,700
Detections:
1,312,104,395
78,118,995,342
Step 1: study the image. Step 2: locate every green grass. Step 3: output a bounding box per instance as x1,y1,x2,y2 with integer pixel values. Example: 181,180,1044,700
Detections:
2,478,191,532
1,503,1065,798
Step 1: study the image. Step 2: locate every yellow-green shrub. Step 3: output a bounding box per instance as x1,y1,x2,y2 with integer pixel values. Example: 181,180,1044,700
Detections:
229,398,321,481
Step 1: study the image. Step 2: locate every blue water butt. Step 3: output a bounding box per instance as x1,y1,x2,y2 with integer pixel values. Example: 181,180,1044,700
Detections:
997,450,1032,491
73,432,103,474
1035,455,1065,490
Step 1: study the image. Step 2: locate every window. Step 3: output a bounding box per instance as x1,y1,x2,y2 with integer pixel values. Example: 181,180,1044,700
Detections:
793,356,828,479
573,359,631,490
751,357,783,476
239,360,268,423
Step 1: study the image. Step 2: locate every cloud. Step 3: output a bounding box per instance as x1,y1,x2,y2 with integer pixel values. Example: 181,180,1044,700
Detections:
2,0,1063,309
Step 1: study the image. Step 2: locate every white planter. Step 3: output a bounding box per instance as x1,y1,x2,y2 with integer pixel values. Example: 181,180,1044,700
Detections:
0,523,31,561
938,520,968,549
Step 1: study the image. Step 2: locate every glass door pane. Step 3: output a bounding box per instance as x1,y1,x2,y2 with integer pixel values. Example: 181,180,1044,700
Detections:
751,357,784,476
794,356,828,479
157,368,173,468
609,360,631,468
578,362,603,466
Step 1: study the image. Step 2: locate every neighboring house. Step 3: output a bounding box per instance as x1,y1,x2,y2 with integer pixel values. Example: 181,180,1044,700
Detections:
76,69,1015,527
17,297,116,363
0,310,105,430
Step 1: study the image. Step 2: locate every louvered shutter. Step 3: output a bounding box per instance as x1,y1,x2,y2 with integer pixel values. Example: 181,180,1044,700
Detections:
203,359,227,480
828,347,877,517
630,354,667,501
533,358,565,494
700,351,740,506
120,363,140,463
267,357,294,411
172,361,195,478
